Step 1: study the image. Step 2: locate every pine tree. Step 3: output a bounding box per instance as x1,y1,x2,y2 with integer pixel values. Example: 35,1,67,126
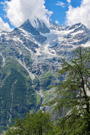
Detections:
56,47,90,135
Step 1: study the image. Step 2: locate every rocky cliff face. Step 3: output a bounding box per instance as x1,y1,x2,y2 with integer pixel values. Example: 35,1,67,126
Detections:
0,19,90,131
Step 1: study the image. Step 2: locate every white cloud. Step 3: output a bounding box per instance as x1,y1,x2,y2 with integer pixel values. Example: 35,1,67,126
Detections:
66,0,90,28
0,17,11,31
5,0,52,27
55,20,59,24
67,0,71,3
56,1,66,7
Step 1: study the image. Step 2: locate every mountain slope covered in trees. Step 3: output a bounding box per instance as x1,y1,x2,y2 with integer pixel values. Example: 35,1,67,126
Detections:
5,48,90,135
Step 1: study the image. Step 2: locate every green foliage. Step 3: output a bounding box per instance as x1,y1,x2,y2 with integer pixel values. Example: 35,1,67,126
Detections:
3,47,90,135
40,72,56,90
56,108,90,135
55,47,90,135
5,111,55,135
0,59,36,131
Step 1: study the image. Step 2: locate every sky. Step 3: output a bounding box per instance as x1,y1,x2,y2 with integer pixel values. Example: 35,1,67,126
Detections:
0,0,90,31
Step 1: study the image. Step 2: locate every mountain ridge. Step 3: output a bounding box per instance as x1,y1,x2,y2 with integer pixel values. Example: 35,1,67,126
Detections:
0,19,90,131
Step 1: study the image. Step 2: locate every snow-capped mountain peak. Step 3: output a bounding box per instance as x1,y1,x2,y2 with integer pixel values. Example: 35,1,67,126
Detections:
0,20,90,130
33,18,50,33
0,20,90,73
20,19,40,35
